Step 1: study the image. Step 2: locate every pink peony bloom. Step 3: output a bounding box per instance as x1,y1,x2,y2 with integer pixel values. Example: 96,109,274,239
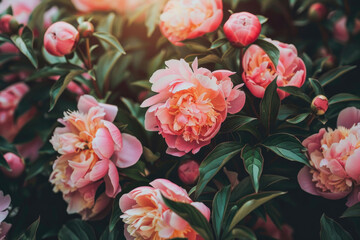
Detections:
298,107,360,204
119,179,210,240
49,95,143,220
0,191,11,240
0,153,25,178
0,83,35,142
71,0,120,13
141,58,246,156
224,12,261,47
242,38,306,100
178,160,200,185
254,215,293,240
159,0,223,46
44,21,79,57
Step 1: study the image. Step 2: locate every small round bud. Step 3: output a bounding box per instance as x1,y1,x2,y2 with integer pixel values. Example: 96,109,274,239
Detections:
224,12,261,48
77,21,94,38
0,153,25,178
0,14,13,34
9,17,20,33
311,95,329,115
308,3,327,22
178,160,200,185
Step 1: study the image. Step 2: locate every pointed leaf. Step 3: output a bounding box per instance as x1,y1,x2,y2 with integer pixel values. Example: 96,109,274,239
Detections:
319,65,356,87
260,79,280,134
320,214,353,240
93,32,125,54
278,86,311,103
253,39,280,68
58,219,96,240
212,185,231,239
10,27,38,68
329,93,360,105
241,146,264,193
18,217,40,240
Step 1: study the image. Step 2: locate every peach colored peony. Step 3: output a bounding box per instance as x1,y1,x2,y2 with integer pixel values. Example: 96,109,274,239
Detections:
298,107,360,205
49,95,143,220
254,215,293,240
141,58,246,156
120,179,210,240
0,153,25,178
0,83,35,141
159,0,223,46
0,191,11,240
242,38,306,100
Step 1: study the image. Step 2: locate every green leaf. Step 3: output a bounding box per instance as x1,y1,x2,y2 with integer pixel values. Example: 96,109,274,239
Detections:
94,50,122,92
93,32,125,54
260,79,280,135
0,136,19,154
131,80,152,90
259,174,289,189
231,226,256,240
220,115,257,133
209,38,228,50
241,145,264,193
320,214,353,240
319,65,356,87
58,219,96,240
0,154,10,170
198,54,221,65
100,227,120,240
262,133,309,166
329,93,360,105
10,27,38,68
278,86,311,103
341,202,360,218
253,39,280,68
18,217,40,240
212,185,231,239
49,69,85,111
145,0,167,37
257,15,268,24
229,191,286,230
109,193,122,232
309,78,325,95
162,195,214,240
195,142,242,199
286,113,310,124
183,38,210,53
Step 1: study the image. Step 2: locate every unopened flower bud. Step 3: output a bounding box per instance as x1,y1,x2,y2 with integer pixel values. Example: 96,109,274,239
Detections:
0,153,25,178
77,21,94,38
308,3,327,22
178,160,200,185
311,95,328,115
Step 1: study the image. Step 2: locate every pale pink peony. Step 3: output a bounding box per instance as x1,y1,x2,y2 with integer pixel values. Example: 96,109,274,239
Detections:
49,95,143,220
141,58,246,156
159,0,223,46
242,38,306,100
298,107,360,204
44,21,79,57
224,12,261,47
178,160,199,185
254,215,293,240
0,83,35,142
0,191,11,240
119,178,210,240
0,153,25,178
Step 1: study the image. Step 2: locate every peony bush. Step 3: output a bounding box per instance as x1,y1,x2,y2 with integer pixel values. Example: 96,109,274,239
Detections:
0,0,359,239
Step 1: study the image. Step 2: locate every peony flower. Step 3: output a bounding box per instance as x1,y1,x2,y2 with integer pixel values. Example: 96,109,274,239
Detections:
223,12,261,47
0,153,25,178
332,16,360,44
0,83,35,141
44,21,79,57
178,160,200,185
119,179,210,240
71,0,119,13
308,3,327,22
141,58,246,156
0,0,40,25
311,95,328,116
0,191,11,240
298,107,360,204
242,38,306,100
159,0,223,46
254,215,293,240
49,95,143,220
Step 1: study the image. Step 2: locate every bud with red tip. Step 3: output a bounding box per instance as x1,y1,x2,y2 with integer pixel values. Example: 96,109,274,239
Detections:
0,14,19,34
311,95,328,115
0,153,25,178
78,21,94,38
178,160,200,185
44,21,79,57
223,12,261,48
308,3,327,22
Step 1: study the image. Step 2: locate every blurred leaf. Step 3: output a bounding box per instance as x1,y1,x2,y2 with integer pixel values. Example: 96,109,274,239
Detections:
131,80,152,90
302,53,312,78
10,27,38,68
28,63,82,81
145,0,167,36
253,39,280,68
259,174,289,189
58,219,96,240
278,86,311,103
260,79,280,135
94,50,122,92
309,78,325,95
209,38,227,50
195,142,242,199
241,146,264,193
93,32,125,54
286,113,310,124
230,226,256,240
221,115,257,133
109,193,122,232
257,15,268,24
319,65,356,87
229,191,286,230
49,69,85,111
100,226,120,240
162,195,214,240
212,185,231,239
183,38,211,53
121,97,146,126
320,214,353,240
25,155,51,181
198,54,221,65
18,217,40,240
329,93,360,105
262,133,309,166
143,147,160,163
0,154,10,171
341,202,360,218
